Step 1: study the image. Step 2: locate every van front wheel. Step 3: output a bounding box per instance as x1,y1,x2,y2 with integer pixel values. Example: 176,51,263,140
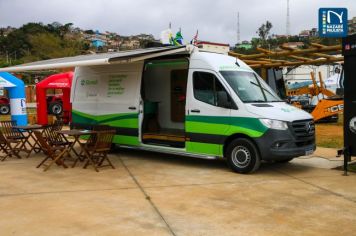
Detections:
226,138,261,174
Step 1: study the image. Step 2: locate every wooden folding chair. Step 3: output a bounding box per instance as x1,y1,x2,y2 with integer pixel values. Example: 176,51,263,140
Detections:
34,131,72,171
0,130,22,161
78,125,112,157
83,130,116,172
94,125,112,131
52,119,64,131
0,121,29,156
42,124,72,148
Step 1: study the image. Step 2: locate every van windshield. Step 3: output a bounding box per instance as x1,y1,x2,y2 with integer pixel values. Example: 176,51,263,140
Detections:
220,71,282,103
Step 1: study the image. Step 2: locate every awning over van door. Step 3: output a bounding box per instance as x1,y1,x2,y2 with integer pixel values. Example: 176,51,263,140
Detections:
0,46,187,72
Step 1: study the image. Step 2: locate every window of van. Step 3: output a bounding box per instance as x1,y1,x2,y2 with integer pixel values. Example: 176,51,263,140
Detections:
193,72,232,108
220,71,281,103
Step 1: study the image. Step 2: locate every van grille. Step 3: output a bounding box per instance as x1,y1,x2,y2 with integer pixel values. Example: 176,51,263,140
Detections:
291,119,315,139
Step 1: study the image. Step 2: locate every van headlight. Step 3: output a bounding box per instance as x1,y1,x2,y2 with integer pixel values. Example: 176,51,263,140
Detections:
260,119,288,130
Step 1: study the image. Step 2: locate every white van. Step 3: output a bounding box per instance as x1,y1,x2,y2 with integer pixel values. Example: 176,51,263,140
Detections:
1,46,316,173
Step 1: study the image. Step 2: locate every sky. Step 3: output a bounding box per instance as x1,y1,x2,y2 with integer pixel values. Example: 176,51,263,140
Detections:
0,0,355,45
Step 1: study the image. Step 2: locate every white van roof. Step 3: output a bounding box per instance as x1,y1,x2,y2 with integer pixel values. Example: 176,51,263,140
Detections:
0,46,186,72
190,51,253,72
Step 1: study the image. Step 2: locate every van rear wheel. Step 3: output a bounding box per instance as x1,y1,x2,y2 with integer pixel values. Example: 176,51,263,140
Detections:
226,138,261,174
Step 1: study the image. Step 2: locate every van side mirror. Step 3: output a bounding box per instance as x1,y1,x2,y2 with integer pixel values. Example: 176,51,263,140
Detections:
217,91,231,109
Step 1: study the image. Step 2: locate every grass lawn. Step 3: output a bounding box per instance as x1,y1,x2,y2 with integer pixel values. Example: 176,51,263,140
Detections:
315,114,343,149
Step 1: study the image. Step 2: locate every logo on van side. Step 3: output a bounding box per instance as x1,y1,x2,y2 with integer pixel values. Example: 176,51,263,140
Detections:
80,79,98,86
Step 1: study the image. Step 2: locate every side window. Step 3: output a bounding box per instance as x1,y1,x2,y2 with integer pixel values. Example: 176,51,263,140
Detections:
193,72,215,105
193,72,232,108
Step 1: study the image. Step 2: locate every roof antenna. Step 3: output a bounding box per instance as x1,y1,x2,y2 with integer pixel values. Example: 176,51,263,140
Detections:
235,58,240,67
237,12,240,44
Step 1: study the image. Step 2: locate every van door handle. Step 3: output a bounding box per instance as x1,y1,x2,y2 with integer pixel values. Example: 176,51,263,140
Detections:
128,106,136,110
190,109,200,113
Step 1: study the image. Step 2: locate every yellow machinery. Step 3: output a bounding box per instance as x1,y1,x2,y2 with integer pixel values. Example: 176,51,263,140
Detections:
286,71,343,122
229,43,344,122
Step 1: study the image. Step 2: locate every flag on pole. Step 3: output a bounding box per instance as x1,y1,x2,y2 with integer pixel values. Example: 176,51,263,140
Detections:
160,28,173,45
191,30,199,45
173,28,183,45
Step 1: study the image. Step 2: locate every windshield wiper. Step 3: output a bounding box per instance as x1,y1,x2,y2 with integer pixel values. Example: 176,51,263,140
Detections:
250,81,275,96
249,81,282,101
244,100,266,103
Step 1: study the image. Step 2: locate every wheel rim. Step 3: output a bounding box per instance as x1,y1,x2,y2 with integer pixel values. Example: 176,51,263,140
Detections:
52,105,62,114
231,146,251,168
0,106,9,114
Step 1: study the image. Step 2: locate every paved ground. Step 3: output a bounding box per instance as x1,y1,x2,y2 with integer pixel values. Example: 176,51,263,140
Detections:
1,147,356,236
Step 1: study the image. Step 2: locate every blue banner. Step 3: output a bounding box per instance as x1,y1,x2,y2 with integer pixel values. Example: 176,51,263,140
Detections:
319,8,348,38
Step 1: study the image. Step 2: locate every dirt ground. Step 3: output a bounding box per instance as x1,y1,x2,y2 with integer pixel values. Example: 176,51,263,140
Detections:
1,148,356,236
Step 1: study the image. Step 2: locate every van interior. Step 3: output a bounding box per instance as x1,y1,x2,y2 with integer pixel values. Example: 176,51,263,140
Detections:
141,57,189,148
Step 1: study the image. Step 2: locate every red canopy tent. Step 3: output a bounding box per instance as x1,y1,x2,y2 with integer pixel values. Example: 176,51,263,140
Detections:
36,72,73,125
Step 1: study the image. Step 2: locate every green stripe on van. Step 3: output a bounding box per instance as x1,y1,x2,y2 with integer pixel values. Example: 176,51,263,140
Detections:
186,115,267,138
72,110,138,128
72,110,96,124
97,113,138,124
102,119,138,129
186,142,222,156
113,135,139,146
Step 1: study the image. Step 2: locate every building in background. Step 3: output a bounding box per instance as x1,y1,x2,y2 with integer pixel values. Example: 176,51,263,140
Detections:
299,28,318,38
196,41,230,54
236,40,253,50
91,39,106,48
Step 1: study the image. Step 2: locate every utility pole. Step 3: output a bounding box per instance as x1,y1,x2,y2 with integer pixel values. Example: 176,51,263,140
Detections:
286,0,291,36
237,12,240,44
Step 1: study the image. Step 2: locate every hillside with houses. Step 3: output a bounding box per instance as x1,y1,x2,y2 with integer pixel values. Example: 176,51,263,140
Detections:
0,22,156,67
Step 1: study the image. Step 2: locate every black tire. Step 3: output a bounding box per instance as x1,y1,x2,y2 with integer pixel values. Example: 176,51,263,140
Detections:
48,102,63,115
226,138,261,174
276,158,294,163
0,104,10,115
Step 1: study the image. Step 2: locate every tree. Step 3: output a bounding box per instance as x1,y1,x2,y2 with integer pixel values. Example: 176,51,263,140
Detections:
26,33,64,60
59,23,73,38
0,22,87,65
46,22,61,35
84,30,95,34
0,22,49,59
256,21,273,47
21,32,84,62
